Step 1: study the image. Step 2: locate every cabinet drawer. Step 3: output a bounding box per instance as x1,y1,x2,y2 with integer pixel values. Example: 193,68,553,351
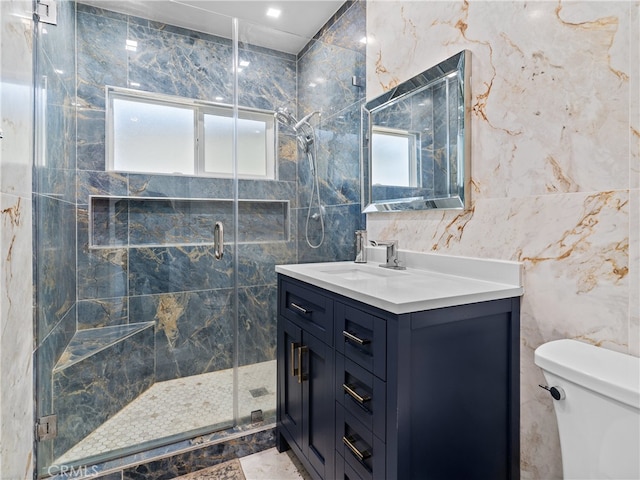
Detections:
279,278,334,345
335,354,385,440
335,452,366,480
336,405,385,480
335,303,386,379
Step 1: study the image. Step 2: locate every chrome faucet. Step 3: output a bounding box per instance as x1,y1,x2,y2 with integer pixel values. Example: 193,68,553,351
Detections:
354,230,367,263
370,240,406,270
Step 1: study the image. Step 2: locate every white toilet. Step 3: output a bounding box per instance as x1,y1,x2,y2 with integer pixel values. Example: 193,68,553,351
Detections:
534,339,640,479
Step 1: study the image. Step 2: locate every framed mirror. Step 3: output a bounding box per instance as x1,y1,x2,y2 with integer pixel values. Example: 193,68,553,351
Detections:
361,50,471,213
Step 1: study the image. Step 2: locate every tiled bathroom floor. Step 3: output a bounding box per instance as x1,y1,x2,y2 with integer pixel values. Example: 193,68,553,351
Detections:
240,448,312,480
56,360,276,465
174,448,311,480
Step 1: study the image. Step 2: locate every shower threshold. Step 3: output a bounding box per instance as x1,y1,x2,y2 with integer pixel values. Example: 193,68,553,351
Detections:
54,360,276,466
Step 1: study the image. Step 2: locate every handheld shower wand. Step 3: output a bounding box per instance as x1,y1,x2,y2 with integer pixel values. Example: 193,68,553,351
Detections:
274,107,325,248
294,111,321,130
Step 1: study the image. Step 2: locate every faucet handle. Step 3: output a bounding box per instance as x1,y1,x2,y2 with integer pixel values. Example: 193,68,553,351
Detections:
369,239,397,248
369,240,405,270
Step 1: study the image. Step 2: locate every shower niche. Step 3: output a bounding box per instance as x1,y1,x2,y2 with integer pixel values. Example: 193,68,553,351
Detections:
89,196,290,248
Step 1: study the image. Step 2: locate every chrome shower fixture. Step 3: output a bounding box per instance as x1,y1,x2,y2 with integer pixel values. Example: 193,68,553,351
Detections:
274,106,325,249
274,108,321,154
274,107,297,128
294,111,321,130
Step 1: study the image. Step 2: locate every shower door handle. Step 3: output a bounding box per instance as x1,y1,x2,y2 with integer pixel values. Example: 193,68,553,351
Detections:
214,222,224,260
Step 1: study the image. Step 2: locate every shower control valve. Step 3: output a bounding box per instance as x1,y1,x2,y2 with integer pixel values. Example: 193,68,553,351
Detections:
539,384,566,401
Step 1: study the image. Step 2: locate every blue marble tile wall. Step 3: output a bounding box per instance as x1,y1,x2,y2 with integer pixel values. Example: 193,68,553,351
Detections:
35,0,364,467
33,0,78,470
296,0,366,263
73,2,299,385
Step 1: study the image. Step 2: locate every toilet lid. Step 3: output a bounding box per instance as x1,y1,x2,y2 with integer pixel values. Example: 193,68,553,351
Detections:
534,339,640,409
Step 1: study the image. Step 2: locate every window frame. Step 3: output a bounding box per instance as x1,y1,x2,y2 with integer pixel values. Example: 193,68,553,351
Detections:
106,86,277,180
370,125,421,187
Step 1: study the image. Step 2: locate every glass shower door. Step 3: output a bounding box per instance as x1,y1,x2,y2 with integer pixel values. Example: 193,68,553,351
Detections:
33,2,242,474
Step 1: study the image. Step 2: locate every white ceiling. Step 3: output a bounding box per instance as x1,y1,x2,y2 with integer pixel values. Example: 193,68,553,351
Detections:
79,0,346,54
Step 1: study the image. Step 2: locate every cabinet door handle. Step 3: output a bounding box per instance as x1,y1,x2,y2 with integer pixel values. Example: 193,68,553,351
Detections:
343,435,371,462
298,345,308,383
290,342,300,378
343,383,371,404
343,330,371,345
290,302,311,315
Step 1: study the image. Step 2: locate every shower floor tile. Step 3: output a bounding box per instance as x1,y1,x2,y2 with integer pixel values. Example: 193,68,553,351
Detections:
56,360,276,465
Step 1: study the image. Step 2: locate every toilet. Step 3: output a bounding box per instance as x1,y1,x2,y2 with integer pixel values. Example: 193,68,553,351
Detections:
534,339,640,479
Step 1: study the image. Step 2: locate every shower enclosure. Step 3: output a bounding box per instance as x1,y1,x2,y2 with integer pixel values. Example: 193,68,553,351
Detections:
33,0,365,476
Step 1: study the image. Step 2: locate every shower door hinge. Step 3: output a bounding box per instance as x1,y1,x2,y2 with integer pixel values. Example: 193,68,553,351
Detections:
35,0,58,25
36,415,58,441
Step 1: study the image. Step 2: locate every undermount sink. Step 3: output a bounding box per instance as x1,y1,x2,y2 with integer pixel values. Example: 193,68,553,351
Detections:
319,265,406,280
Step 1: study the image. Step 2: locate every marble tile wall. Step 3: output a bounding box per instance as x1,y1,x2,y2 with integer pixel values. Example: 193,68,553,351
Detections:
30,0,366,470
296,0,366,262
1,0,36,477
365,1,639,478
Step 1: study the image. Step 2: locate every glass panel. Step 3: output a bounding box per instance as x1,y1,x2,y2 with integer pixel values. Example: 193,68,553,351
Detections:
112,97,195,175
34,0,365,475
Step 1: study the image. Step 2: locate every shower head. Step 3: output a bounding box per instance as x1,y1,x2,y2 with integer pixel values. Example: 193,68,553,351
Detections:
274,108,297,129
275,107,319,154
294,111,321,130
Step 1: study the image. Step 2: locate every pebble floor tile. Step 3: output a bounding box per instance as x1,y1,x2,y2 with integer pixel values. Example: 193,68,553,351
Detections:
56,360,276,464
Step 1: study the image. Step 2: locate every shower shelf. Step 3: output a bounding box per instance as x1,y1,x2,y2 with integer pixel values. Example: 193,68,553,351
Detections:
53,322,154,372
89,196,290,249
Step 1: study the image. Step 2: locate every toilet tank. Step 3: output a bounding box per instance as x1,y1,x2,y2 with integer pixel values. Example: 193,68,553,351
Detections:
534,339,640,480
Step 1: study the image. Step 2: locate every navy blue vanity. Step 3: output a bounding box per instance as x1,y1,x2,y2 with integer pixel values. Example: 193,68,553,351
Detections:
276,252,523,480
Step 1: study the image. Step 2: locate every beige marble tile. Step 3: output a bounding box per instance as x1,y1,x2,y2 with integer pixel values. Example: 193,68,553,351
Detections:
0,0,34,478
0,193,33,480
366,2,638,477
239,447,311,480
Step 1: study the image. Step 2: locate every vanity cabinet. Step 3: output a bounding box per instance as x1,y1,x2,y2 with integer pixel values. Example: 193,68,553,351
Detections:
277,274,520,480
277,278,336,479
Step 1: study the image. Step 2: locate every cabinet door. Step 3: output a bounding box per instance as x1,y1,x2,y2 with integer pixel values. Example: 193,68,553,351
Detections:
279,318,303,449
303,332,335,479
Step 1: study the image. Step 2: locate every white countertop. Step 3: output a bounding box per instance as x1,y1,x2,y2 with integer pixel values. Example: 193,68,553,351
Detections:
276,248,524,314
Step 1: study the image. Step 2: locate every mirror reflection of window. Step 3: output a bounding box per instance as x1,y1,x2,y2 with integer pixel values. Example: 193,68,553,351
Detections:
107,87,276,179
371,127,419,187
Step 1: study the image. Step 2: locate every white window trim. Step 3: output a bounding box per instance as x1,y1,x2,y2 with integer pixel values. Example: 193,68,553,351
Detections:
105,85,277,180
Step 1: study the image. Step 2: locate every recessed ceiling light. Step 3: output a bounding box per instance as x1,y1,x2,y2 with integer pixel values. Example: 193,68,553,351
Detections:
239,60,250,67
308,82,317,88
129,81,141,87
266,7,281,19
215,96,224,101
126,39,138,51
359,36,367,44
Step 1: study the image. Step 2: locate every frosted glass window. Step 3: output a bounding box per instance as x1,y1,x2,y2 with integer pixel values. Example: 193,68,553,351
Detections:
107,87,276,179
112,98,195,175
371,129,418,187
204,113,271,177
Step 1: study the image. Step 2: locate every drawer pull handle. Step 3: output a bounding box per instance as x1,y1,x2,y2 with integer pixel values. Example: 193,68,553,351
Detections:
343,383,371,404
290,302,311,315
343,330,371,345
343,435,371,462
